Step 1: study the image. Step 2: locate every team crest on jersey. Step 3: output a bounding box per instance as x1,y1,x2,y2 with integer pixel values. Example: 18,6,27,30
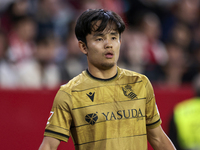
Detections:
122,84,137,99
85,113,98,125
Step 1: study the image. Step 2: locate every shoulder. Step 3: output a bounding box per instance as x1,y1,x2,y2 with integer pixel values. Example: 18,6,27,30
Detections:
118,67,150,84
52,71,87,107
59,70,88,95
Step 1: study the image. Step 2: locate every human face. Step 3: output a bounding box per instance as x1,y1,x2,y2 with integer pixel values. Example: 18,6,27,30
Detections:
84,23,121,70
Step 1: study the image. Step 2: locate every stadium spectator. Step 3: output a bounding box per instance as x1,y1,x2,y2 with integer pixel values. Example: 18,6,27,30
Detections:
0,0,31,34
34,0,75,40
119,11,168,82
16,34,61,89
7,15,36,64
163,42,187,89
0,29,18,89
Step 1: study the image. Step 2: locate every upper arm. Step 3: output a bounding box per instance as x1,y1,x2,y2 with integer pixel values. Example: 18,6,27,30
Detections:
44,90,72,142
145,76,161,128
147,125,176,150
39,136,60,150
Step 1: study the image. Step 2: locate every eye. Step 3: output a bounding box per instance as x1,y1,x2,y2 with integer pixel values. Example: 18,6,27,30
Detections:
112,37,117,40
96,38,103,41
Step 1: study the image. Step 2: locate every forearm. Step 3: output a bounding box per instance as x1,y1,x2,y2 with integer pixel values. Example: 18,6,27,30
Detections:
147,126,176,150
38,137,60,150
148,132,176,150
38,142,52,150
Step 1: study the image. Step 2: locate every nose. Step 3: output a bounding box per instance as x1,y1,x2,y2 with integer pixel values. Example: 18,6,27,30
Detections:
104,39,113,49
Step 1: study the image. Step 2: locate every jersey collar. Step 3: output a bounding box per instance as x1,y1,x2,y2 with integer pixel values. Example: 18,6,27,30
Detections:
86,68,118,81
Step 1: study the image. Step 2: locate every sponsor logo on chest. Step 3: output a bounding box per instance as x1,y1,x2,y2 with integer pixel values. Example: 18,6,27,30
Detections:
85,108,144,125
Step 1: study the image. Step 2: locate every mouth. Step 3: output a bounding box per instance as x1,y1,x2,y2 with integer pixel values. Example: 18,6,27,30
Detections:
105,51,114,59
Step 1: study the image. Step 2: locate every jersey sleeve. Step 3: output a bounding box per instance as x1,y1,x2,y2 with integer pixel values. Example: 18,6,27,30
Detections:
144,76,162,129
44,89,72,142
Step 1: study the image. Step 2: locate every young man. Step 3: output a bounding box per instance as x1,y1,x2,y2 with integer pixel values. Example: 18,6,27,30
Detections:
39,9,176,150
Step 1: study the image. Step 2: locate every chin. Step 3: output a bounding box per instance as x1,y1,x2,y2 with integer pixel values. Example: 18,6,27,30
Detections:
100,62,115,70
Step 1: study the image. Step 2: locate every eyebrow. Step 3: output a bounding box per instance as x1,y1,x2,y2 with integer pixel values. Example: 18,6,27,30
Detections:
110,31,118,36
93,31,119,37
93,33,104,37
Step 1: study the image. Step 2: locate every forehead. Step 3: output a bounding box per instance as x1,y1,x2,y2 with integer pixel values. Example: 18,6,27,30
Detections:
91,20,118,34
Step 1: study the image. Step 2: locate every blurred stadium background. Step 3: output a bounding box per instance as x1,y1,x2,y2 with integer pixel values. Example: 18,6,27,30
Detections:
0,0,199,149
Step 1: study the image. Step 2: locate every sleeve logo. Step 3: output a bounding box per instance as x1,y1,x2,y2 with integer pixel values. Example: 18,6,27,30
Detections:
47,111,54,125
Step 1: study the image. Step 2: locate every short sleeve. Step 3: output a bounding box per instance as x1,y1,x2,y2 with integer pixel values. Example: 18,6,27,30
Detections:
44,89,72,142
145,77,162,129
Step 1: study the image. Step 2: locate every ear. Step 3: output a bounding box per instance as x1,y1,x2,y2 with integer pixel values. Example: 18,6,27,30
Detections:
78,41,88,55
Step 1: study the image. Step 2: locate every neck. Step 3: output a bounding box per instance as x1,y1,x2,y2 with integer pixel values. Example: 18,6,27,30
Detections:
87,65,117,79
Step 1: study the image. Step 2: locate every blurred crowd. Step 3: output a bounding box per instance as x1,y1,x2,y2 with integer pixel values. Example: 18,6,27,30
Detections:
0,0,200,90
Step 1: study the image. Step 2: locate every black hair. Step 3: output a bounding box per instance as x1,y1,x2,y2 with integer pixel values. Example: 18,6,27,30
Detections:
75,9,125,45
